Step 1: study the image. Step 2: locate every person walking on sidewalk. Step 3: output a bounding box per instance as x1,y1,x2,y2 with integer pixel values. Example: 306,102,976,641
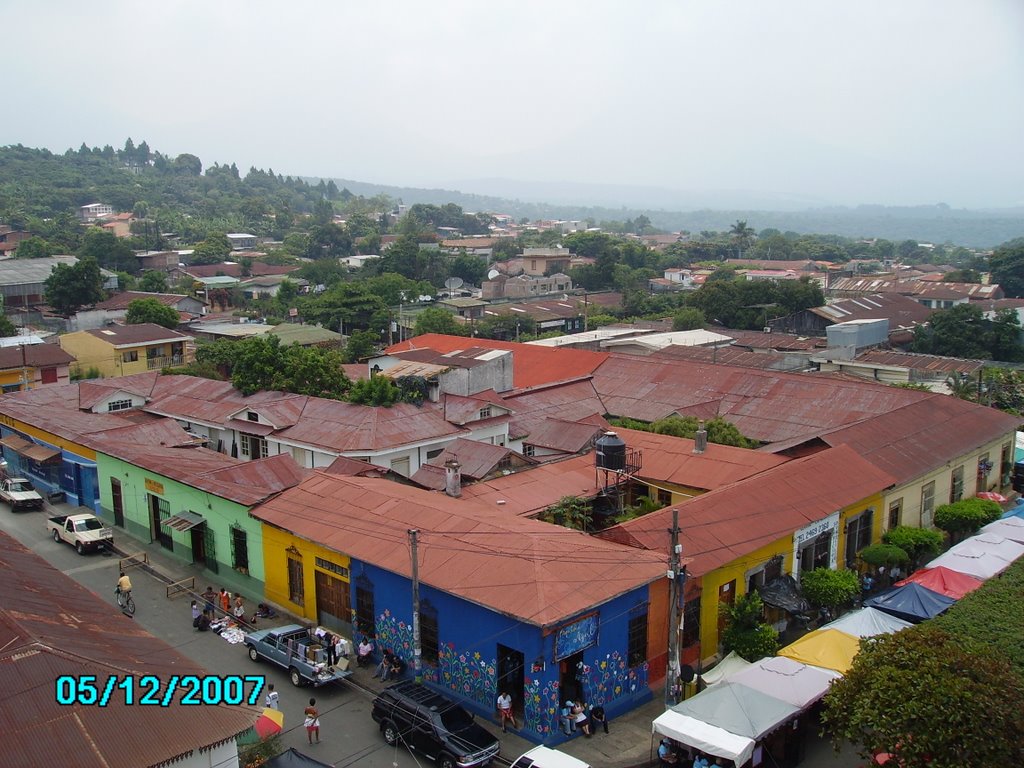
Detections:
304,698,321,743
265,684,279,710
218,588,230,614
202,586,216,618
496,691,516,732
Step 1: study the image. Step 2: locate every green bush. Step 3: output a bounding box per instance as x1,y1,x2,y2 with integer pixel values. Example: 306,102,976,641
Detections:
932,557,1024,675
800,568,860,611
882,526,944,564
934,498,1002,537
858,543,910,569
720,592,779,661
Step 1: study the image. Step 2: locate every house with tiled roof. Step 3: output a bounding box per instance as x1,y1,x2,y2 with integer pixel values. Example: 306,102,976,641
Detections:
59,322,193,377
0,529,258,768
250,470,668,745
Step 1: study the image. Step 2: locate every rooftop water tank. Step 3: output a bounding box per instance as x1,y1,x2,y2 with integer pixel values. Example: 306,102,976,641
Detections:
595,431,626,472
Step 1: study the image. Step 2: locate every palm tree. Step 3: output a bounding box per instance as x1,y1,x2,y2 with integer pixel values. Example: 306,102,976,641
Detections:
729,220,756,255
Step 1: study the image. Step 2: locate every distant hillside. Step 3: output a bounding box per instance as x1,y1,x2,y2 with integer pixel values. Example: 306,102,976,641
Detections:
316,176,1024,249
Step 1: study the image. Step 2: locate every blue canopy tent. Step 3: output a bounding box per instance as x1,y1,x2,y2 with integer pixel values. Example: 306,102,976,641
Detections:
864,582,955,624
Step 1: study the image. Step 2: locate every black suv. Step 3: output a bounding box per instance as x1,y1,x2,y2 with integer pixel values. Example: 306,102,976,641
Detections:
371,680,501,768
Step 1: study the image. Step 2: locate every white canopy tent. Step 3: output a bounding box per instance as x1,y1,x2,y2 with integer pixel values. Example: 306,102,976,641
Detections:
725,656,840,710
926,545,1011,580
699,651,753,687
653,711,756,767
955,532,1024,563
820,607,913,638
981,517,1024,544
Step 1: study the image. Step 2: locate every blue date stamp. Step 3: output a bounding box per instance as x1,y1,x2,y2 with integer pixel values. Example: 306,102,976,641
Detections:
55,674,265,707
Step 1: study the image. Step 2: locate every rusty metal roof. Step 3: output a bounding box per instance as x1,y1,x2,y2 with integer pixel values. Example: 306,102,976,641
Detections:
251,472,666,627
599,445,896,576
94,291,193,310
500,379,608,439
652,345,803,370
524,419,604,453
80,322,192,347
809,293,934,328
592,353,928,444
387,334,608,389
412,438,531,486
820,394,1021,485
852,350,984,374
0,530,258,768
0,342,75,369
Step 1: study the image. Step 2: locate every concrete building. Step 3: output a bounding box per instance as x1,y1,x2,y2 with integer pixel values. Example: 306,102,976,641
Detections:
59,323,193,377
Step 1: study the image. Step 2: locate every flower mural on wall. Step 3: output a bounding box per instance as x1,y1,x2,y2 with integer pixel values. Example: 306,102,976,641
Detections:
436,642,496,710
577,650,648,706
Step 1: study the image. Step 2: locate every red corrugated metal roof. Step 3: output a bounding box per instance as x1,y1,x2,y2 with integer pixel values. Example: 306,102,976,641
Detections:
599,445,896,576
82,322,191,346
0,530,257,768
592,353,927,444
94,291,194,310
500,379,608,439
524,419,604,452
652,345,800,370
251,472,666,627
0,343,75,369
852,350,983,374
386,334,608,389
820,394,1021,485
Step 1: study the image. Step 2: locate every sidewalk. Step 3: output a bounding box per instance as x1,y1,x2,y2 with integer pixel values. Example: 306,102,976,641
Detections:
100,504,860,768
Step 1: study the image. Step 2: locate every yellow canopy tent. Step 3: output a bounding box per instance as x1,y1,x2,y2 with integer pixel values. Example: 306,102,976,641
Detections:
777,628,860,674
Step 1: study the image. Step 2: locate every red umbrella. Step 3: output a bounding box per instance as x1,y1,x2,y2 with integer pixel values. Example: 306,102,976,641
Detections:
977,491,1008,503
254,707,284,739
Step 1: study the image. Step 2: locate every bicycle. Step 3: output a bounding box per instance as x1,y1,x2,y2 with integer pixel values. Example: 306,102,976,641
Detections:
115,588,136,615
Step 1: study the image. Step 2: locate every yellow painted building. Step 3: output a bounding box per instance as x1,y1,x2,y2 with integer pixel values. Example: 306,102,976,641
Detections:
262,522,353,633
697,489,886,660
59,323,192,378
0,343,74,393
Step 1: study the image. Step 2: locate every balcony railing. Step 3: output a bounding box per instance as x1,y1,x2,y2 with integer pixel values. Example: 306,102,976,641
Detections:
147,354,185,370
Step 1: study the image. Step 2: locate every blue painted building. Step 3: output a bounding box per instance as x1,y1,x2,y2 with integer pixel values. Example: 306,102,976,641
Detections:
253,471,669,746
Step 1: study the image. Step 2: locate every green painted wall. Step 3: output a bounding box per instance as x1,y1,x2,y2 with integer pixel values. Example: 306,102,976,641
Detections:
95,453,266,598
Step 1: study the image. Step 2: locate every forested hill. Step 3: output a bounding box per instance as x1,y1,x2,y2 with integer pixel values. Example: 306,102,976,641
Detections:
2,141,1021,249
317,176,1024,249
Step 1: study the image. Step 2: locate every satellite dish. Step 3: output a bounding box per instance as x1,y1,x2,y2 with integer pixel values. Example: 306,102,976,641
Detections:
678,664,696,683
487,269,501,280
444,276,464,290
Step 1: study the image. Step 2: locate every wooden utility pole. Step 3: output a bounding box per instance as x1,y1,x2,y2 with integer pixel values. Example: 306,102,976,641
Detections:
665,509,681,706
409,528,422,682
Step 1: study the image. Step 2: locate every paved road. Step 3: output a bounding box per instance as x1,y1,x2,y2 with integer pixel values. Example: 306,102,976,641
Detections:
1,503,436,768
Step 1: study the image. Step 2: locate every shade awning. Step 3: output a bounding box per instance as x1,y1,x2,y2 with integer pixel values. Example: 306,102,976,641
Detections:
161,510,206,531
0,435,32,452
725,656,840,711
22,443,61,462
778,628,860,674
653,711,755,767
820,607,913,638
699,651,752,687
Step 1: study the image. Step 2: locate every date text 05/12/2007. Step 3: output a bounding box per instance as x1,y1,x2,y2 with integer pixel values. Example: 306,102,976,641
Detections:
55,674,266,707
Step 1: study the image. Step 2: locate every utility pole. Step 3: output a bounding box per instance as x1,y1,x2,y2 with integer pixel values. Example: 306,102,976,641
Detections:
665,509,681,707
409,528,422,682
19,344,29,391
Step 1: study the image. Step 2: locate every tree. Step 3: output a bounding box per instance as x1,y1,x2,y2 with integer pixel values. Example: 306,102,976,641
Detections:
414,307,463,337
934,498,1001,540
13,236,55,259
729,220,755,253
342,330,379,363
910,304,993,360
672,307,705,331
0,314,18,337
44,256,105,315
125,298,180,329
137,270,168,293
720,592,779,661
78,227,137,273
538,496,592,531
192,233,232,263
857,543,909,570
822,627,1024,768
347,375,399,407
800,568,859,616
882,526,944,567
173,153,202,176
989,239,1024,298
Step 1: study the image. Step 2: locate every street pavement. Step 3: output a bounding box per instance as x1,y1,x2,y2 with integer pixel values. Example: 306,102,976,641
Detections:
1,499,862,768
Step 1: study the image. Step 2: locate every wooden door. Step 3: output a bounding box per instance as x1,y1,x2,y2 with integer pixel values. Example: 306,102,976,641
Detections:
315,570,351,633
110,478,124,527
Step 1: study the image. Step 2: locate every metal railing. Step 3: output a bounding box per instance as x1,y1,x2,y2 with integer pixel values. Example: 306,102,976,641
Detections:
147,354,184,369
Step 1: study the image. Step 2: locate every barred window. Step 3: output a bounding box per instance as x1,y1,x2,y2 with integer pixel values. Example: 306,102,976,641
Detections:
627,604,648,667
421,600,439,665
230,526,249,573
315,557,349,577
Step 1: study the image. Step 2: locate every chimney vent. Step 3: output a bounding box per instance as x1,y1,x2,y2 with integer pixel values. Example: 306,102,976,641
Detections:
694,420,708,454
444,458,462,498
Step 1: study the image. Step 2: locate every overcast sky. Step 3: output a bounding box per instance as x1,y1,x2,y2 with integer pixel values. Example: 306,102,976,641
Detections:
2,1,1022,208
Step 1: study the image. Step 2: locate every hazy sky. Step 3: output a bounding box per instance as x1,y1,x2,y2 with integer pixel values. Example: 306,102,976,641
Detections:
2,1,1022,208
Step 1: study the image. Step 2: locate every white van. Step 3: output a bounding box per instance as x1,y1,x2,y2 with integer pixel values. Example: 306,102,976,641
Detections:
510,746,592,768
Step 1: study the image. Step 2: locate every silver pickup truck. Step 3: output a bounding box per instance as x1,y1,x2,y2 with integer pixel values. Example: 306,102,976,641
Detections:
245,624,353,687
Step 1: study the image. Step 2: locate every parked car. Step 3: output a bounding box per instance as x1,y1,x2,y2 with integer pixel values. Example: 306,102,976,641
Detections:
371,680,500,768
46,514,113,554
1,477,44,511
244,624,353,687
510,747,591,768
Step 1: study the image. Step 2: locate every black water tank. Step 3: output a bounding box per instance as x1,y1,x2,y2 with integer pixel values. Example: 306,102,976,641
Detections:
595,431,626,471
1013,461,1024,493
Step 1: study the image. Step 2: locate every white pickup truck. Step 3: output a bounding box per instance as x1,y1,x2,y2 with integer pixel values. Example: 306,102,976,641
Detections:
47,514,114,555
0,477,45,511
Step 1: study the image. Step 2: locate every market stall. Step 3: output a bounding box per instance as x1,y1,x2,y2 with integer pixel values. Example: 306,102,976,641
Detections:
981,516,1024,543
926,544,1015,580
864,582,956,624
955,532,1024,563
778,628,860,674
699,651,752,687
725,656,840,710
894,566,983,600
652,711,756,767
819,607,913,638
